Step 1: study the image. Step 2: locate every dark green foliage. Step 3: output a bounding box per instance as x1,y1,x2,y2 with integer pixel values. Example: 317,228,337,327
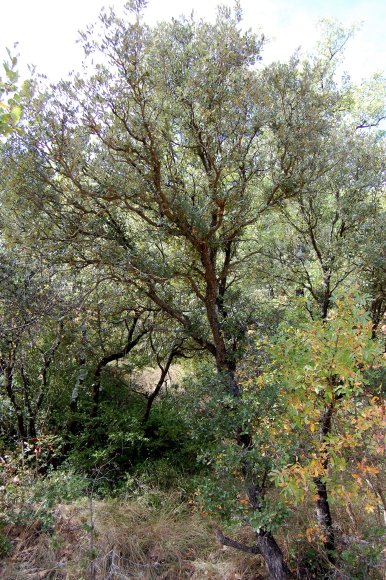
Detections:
64,372,202,486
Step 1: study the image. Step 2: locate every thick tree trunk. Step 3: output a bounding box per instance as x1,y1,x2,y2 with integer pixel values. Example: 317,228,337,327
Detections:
216,529,292,579
256,531,293,579
199,246,291,577
15,411,27,440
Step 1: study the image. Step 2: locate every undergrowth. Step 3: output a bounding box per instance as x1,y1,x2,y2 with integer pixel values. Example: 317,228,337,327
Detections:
0,457,385,579
0,470,264,579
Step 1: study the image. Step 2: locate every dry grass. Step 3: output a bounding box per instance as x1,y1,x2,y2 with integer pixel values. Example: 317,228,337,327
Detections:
3,485,384,579
0,492,266,579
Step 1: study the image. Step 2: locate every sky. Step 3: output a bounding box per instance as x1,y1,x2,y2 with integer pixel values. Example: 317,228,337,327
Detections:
1,0,385,84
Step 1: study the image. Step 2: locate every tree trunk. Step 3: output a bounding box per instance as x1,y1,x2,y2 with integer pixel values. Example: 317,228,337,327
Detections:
216,529,292,579
314,285,336,560
256,531,293,579
200,246,290,576
215,366,289,577
314,401,335,560
370,291,385,339
91,364,102,418
70,353,86,414
3,357,27,440
90,316,145,417
20,366,37,438
143,346,177,423
71,322,87,411
69,322,87,433
147,246,290,576
313,476,335,558
15,411,27,440
320,272,331,320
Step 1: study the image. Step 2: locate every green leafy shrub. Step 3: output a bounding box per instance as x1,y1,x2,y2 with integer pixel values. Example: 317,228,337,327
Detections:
340,526,386,579
66,379,202,489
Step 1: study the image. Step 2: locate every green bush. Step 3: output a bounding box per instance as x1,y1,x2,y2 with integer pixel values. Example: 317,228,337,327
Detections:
66,384,202,487
340,526,386,579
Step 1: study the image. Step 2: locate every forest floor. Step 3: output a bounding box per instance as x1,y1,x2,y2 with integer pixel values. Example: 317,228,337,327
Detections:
0,491,267,579
1,453,385,579
1,484,386,579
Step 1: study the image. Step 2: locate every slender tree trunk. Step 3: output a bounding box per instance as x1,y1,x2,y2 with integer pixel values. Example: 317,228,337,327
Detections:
320,272,331,320
3,353,27,440
20,366,37,438
69,322,87,433
370,291,385,339
70,352,86,414
313,401,335,560
143,346,177,423
146,246,291,577
212,367,291,578
313,476,335,556
313,283,336,560
36,321,63,416
91,364,102,418
90,317,145,417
